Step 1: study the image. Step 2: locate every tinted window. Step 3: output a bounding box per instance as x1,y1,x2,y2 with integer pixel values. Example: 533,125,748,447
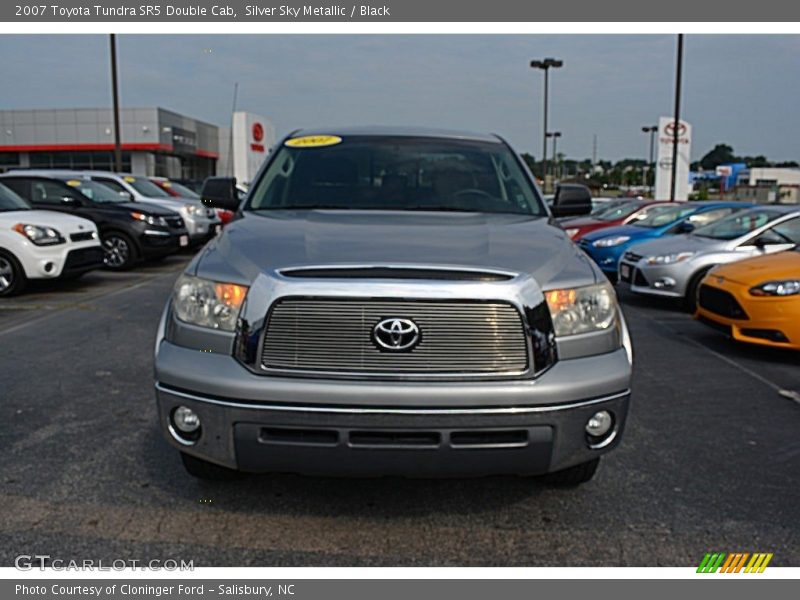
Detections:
30,179,79,205
126,177,171,198
0,182,30,211
248,136,545,215
93,177,128,196
62,178,127,203
685,207,737,227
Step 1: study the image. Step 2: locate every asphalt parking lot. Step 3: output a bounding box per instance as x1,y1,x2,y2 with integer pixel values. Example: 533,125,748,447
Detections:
0,254,798,567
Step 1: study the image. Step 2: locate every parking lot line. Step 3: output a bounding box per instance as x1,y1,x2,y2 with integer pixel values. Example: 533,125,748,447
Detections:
0,270,179,338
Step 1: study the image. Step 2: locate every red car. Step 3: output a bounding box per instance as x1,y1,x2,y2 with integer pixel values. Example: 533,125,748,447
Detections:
150,177,234,225
561,200,672,240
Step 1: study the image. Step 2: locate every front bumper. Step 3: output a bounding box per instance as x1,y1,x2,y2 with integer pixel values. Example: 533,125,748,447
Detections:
16,240,104,279
138,227,190,258
696,281,800,349
184,215,222,242
155,340,632,476
618,258,687,298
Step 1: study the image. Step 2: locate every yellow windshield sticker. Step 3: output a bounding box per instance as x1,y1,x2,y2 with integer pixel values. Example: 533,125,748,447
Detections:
66,180,82,187
285,135,342,148
123,176,136,183
162,181,172,188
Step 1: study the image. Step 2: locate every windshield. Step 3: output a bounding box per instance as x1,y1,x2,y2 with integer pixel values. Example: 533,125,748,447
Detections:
590,199,626,216
247,136,545,216
692,209,781,240
632,204,697,228
0,182,31,211
126,177,172,198
595,201,644,221
159,180,199,199
62,178,127,203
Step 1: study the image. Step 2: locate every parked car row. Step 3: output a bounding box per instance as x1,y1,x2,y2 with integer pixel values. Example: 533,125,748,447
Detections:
0,170,225,296
564,199,800,350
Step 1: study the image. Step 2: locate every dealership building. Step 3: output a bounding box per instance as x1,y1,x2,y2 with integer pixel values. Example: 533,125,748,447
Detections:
0,107,229,181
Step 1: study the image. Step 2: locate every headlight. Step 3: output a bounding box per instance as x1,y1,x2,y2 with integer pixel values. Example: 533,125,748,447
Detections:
545,282,618,337
645,251,696,265
564,228,579,239
750,280,800,297
592,235,630,248
130,212,167,227
172,274,249,331
183,204,203,216
12,223,65,246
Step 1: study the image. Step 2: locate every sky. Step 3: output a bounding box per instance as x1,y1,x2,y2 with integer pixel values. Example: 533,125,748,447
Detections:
1,34,799,162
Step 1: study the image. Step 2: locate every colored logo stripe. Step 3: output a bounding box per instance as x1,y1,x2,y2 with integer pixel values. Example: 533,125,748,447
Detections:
697,552,773,573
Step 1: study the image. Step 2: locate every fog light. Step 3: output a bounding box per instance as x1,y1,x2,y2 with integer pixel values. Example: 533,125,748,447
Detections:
653,277,676,289
44,262,54,273
585,410,613,437
173,406,200,433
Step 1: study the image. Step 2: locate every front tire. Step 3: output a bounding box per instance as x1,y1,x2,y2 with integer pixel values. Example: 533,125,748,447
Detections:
684,267,712,313
180,452,242,480
101,231,137,270
0,251,27,297
541,457,600,486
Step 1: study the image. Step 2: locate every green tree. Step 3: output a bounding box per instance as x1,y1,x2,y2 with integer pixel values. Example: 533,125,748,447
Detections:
699,144,736,170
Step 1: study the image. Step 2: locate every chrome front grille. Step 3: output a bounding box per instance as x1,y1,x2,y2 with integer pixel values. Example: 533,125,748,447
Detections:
261,298,529,376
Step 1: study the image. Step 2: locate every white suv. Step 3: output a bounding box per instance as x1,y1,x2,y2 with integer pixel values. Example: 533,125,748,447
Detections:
0,183,103,296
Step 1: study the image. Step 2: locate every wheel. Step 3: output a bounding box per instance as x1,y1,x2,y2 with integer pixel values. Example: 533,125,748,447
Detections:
101,231,137,270
0,250,27,297
683,267,712,313
541,457,600,487
180,452,242,480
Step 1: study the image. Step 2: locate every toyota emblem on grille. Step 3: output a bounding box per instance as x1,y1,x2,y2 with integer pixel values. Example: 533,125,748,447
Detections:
372,318,420,351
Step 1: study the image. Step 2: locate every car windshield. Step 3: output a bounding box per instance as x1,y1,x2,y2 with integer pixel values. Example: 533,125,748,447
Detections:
692,209,781,240
61,178,127,203
595,201,644,221
159,181,199,199
247,136,546,216
632,204,697,228
125,176,172,198
0,182,31,211
590,199,627,216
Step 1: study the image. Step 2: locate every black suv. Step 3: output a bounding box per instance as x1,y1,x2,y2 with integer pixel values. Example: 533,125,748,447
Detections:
0,173,189,270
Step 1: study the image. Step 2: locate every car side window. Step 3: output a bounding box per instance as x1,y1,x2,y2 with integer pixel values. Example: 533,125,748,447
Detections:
31,180,77,205
687,207,734,227
0,178,31,200
93,177,127,196
768,217,800,244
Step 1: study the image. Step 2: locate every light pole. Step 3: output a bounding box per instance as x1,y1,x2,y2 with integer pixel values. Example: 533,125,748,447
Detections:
670,34,684,202
530,57,563,192
546,132,562,180
642,125,657,196
109,34,122,173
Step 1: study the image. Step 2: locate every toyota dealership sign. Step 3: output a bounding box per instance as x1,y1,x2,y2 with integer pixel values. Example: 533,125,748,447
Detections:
230,111,275,186
654,116,692,201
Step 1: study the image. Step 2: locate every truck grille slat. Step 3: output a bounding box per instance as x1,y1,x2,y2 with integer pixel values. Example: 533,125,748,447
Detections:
261,298,529,376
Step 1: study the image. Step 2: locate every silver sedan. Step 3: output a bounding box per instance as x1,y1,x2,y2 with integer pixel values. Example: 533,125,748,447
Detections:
618,205,800,308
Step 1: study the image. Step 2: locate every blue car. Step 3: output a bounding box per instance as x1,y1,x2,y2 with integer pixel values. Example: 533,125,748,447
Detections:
578,201,752,280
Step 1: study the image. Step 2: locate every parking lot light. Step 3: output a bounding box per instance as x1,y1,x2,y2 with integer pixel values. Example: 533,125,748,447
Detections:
530,58,563,193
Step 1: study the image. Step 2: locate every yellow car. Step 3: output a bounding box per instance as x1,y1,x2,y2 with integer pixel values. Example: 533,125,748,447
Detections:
695,249,800,350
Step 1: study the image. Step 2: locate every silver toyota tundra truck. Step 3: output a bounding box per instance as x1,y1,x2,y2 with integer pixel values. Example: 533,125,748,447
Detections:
154,127,633,485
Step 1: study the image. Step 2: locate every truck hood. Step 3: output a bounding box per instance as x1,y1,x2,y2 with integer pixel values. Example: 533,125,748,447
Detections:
195,210,599,289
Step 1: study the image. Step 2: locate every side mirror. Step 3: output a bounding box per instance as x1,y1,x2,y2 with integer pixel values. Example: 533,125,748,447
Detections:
675,221,695,234
201,177,240,212
551,184,593,218
118,191,133,201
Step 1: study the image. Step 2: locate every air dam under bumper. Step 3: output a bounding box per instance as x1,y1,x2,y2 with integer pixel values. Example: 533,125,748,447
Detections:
155,342,631,477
